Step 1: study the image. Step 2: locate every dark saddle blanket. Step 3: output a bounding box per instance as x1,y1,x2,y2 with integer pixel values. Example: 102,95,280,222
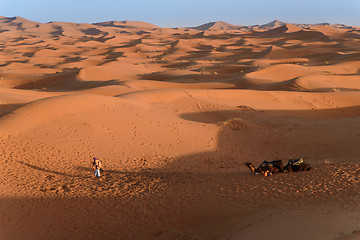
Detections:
261,161,277,167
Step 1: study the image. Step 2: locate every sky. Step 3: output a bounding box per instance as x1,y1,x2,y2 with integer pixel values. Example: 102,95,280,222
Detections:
1,0,359,27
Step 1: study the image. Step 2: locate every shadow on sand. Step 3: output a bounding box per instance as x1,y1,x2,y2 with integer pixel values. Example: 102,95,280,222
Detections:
164,106,360,172
3,106,360,240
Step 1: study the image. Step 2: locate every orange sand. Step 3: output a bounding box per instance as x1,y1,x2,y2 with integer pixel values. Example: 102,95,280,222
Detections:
1,16,360,240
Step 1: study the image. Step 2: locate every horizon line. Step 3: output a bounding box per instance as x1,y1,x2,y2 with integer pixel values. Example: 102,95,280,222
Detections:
1,15,359,29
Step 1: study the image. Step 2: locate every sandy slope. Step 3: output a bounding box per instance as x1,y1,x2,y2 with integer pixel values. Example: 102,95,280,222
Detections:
1,16,360,240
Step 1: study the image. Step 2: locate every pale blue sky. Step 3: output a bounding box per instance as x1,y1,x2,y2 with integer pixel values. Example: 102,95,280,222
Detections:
1,0,359,27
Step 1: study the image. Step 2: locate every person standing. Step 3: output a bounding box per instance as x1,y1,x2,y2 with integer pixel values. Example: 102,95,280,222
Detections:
92,157,102,179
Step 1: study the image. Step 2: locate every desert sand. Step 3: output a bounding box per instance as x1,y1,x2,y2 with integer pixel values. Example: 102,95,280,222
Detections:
0,16,360,239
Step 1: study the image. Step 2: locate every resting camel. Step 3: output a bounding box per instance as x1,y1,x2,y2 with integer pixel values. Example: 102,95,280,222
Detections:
245,159,285,175
284,158,311,172
245,158,311,176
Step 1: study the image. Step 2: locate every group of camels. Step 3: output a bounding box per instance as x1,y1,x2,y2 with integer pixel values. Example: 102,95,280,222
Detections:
245,158,311,176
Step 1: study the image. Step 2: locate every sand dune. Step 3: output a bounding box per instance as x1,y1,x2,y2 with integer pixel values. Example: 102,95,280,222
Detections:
94,20,159,29
1,16,360,240
295,74,360,91
193,21,248,32
245,64,322,81
257,19,286,30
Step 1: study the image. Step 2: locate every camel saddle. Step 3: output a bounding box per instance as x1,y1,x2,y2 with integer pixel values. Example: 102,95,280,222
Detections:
260,161,274,167
290,158,304,165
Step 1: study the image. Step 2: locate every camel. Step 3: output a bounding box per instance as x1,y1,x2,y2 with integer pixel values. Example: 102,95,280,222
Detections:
245,159,285,175
284,158,311,172
245,158,311,176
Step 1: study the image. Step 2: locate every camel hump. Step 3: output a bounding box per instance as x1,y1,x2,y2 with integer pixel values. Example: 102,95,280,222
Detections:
261,161,274,167
292,158,304,165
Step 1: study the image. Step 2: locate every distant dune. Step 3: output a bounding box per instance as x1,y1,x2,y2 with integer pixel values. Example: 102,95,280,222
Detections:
192,21,248,31
94,20,159,29
1,16,360,240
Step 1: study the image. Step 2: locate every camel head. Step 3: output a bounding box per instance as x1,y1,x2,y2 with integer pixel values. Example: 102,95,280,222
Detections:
245,162,256,173
245,162,254,168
